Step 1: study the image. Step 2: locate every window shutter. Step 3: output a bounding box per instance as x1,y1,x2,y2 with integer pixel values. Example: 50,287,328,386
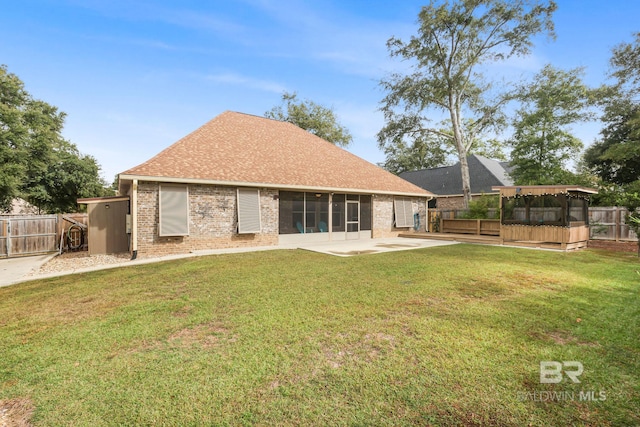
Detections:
394,197,414,228
237,188,261,233
159,184,189,236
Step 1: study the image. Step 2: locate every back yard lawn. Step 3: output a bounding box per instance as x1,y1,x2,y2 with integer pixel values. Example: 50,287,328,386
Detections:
0,245,638,426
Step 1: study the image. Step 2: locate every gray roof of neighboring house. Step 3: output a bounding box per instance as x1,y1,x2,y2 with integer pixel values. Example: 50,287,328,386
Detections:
399,155,514,196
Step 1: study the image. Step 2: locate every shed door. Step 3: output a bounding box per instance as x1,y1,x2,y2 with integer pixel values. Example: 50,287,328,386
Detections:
89,200,130,255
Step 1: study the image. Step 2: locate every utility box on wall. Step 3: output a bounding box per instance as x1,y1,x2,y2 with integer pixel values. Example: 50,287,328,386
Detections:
78,196,130,255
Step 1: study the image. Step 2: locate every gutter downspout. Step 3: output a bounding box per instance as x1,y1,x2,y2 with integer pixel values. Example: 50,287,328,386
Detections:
131,179,138,260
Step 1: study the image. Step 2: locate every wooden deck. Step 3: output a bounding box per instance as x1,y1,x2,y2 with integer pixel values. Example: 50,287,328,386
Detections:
400,232,587,251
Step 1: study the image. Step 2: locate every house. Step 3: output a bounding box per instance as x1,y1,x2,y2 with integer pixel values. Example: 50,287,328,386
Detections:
5,198,39,215
399,154,513,209
117,111,433,256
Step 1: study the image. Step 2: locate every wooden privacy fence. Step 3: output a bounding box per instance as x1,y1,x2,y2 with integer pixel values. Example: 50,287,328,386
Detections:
0,215,58,258
0,214,88,258
589,207,637,241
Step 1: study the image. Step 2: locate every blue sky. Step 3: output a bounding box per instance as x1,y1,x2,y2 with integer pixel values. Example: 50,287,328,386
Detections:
2,0,639,182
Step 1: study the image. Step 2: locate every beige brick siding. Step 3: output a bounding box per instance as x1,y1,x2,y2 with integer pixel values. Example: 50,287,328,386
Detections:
435,196,466,210
135,181,428,255
136,182,278,256
372,195,427,238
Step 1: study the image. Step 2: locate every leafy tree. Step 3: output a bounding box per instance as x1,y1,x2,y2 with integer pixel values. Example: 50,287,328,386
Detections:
584,33,640,186
0,64,111,213
379,0,556,207
265,92,352,147
27,140,111,213
378,117,506,175
379,130,450,175
0,65,29,211
616,180,640,257
609,32,640,95
583,100,640,185
508,65,594,185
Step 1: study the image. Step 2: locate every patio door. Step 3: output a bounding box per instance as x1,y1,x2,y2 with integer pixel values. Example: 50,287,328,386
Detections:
346,197,359,240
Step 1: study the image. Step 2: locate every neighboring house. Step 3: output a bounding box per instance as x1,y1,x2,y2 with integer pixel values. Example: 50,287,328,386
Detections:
400,155,513,209
118,111,433,256
4,198,40,215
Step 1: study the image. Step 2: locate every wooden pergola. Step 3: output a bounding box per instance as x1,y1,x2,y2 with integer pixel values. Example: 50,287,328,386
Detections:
492,185,598,250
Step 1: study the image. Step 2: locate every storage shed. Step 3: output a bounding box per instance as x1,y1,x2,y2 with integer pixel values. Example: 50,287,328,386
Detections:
77,196,130,255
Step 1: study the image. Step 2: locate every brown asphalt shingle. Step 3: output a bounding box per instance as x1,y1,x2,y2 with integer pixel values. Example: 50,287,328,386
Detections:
121,111,433,196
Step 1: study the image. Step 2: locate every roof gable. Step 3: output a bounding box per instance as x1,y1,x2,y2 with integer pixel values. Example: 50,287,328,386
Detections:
121,111,431,197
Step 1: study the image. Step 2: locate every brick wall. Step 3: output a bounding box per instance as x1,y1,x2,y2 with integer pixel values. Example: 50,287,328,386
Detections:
135,181,428,255
435,196,466,210
372,195,427,238
136,182,278,256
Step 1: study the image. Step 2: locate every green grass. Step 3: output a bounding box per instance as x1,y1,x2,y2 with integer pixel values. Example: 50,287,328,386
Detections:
1,245,639,426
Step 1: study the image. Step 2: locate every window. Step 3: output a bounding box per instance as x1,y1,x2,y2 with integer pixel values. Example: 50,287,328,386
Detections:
279,191,330,234
278,192,373,234
279,191,303,234
530,195,563,225
331,194,345,232
394,197,414,228
502,197,527,224
237,188,261,234
159,184,189,236
568,197,588,223
360,195,372,231
502,194,586,226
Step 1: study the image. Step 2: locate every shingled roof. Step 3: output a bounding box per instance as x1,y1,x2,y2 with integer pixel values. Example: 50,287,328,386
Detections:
399,155,513,196
120,111,432,197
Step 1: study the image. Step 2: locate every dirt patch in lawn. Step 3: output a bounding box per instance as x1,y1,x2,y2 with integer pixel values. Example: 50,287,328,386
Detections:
528,330,600,347
588,240,637,253
547,331,600,347
167,322,235,349
0,397,34,427
321,332,397,369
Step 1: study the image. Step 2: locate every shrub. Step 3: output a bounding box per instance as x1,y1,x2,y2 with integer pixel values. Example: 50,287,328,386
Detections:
459,195,499,219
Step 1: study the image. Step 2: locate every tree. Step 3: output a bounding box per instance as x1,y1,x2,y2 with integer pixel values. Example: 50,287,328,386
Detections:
616,180,640,257
0,64,111,213
378,116,506,175
609,32,640,95
584,33,640,186
0,65,29,211
379,130,450,175
379,0,556,207
508,65,593,185
583,100,640,185
26,140,111,213
265,92,352,147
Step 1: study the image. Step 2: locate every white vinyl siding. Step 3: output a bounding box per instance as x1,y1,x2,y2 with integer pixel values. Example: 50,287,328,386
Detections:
394,197,414,228
159,184,189,236
237,188,261,233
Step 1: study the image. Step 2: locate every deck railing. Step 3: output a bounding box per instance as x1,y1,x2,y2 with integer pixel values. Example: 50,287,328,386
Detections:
440,219,501,236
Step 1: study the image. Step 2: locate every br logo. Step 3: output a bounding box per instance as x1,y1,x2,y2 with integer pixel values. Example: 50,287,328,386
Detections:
540,361,584,383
